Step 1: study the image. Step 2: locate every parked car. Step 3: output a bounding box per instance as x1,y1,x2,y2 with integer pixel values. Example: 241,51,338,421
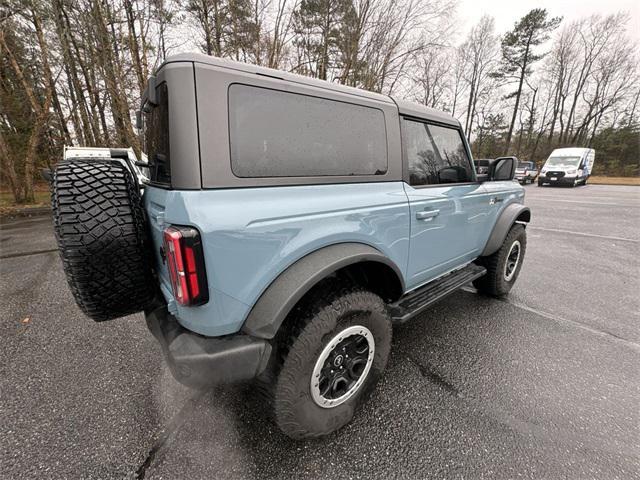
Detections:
51,53,530,440
538,148,595,187
474,159,491,175
515,161,538,184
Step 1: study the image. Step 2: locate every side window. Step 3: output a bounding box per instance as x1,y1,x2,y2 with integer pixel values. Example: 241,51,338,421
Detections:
402,119,473,186
144,82,170,185
229,84,388,178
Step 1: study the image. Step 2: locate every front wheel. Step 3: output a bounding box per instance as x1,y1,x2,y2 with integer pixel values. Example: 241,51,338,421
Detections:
263,286,392,439
473,223,527,297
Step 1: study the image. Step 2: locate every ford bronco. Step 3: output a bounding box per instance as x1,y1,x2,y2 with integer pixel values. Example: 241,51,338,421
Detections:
51,53,530,439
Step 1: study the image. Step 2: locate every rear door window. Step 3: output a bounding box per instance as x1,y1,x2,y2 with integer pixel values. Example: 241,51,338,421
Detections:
228,84,387,178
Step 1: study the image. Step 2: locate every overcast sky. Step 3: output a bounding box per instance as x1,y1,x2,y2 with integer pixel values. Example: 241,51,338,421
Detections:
456,0,640,40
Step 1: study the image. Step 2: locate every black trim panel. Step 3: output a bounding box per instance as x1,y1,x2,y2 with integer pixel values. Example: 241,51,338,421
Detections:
145,303,271,388
481,203,531,256
242,243,405,339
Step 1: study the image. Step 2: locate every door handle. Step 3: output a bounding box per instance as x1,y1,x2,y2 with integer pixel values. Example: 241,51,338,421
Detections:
490,197,504,205
416,209,440,220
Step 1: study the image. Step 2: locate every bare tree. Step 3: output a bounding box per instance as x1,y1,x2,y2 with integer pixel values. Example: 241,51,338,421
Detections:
411,46,451,109
460,15,497,140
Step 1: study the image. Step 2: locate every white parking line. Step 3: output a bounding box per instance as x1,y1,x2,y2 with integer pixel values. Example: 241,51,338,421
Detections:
528,226,639,243
527,198,630,207
502,297,640,351
461,287,640,351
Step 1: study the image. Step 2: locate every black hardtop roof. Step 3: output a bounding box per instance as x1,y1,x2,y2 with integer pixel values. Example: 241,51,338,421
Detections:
161,53,460,127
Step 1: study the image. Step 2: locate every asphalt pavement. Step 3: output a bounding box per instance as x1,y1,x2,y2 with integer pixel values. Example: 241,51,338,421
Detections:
1,184,639,479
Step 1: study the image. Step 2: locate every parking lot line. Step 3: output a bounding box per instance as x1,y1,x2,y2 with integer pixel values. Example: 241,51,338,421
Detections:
500,297,640,351
528,198,629,207
0,248,58,260
461,286,640,350
528,226,639,243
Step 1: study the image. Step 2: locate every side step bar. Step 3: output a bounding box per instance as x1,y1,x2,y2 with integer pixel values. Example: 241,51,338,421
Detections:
388,264,486,323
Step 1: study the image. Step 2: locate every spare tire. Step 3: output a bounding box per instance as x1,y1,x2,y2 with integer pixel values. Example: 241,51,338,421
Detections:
52,159,156,321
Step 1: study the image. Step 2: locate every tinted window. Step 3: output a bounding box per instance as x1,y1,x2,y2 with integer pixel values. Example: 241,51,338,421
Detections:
144,82,170,185
403,119,473,185
229,84,387,177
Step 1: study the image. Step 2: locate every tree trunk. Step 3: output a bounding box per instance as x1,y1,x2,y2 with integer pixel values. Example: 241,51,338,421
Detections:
0,131,21,202
124,0,146,94
92,0,140,150
55,0,95,145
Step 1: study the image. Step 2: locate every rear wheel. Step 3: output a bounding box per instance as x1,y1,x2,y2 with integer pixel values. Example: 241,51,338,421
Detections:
260,285,392,439
473,223,527,297
52,159,155,321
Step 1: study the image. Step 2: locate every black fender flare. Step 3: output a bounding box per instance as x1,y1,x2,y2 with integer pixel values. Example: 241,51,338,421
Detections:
481,203,531,256
241,243,404,339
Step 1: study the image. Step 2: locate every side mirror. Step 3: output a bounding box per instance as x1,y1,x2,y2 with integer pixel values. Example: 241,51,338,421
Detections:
490,157,517,181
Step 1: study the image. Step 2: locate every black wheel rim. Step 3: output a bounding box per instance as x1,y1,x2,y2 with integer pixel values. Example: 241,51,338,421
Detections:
318,335,369,399
504,240,521,281
310,325,375,408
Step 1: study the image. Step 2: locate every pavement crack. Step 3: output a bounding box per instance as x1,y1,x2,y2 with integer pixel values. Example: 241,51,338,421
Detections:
0,248,58,259
135,390,207,479
406,354,460,397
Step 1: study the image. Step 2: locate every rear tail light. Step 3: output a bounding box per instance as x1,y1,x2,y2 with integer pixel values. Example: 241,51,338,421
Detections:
162,226,209,306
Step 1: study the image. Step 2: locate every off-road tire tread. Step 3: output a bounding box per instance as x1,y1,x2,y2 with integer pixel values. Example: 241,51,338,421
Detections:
52,159,155,321
257,282,391,439
474,223,526,297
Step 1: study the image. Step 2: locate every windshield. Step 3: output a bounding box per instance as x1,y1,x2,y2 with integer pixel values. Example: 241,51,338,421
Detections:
518,162,533,169
545,156,581,168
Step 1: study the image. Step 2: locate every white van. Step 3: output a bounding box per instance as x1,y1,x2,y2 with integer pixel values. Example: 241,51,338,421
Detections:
538,148,595,187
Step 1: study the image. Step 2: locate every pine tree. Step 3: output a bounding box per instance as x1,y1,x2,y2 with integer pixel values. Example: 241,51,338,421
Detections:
494,8,561,154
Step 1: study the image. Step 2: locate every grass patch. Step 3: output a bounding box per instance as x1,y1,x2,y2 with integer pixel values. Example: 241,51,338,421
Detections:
0,188,51,208
0,186,51,217
588,176,640,186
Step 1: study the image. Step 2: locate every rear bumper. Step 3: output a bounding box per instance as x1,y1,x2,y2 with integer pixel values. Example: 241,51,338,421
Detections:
145,303,272,389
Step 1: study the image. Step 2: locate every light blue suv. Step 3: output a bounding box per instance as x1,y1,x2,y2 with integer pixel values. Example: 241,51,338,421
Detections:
52,54,530,439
